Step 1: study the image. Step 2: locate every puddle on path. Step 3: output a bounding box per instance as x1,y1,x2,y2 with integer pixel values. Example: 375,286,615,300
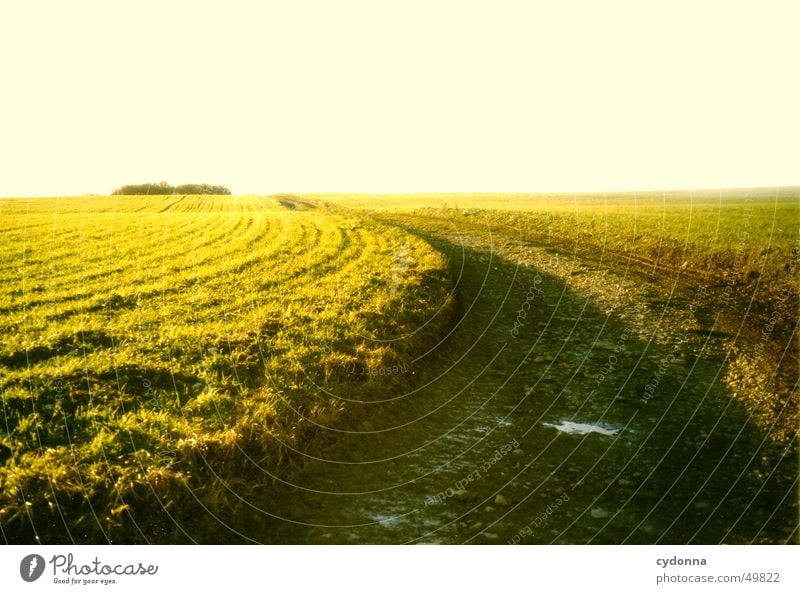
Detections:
542,420,621,437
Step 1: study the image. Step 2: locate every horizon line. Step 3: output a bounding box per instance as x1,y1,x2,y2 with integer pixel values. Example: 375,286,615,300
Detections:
2,184,799,199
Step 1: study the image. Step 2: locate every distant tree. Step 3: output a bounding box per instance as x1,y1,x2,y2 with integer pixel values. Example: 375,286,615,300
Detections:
174,183,231,195
112,182,231,195
111,182,173,195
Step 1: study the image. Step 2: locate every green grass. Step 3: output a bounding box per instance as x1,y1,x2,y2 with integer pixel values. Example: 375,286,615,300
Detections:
0,195,453,543
319,187,799,301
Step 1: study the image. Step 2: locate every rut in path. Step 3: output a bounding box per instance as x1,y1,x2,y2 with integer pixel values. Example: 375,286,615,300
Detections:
262,223,797,544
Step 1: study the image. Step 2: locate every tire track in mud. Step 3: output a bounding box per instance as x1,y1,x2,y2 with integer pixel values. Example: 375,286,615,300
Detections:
266,217,797,544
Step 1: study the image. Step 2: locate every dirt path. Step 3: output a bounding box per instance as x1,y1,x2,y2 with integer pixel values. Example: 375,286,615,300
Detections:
264,216,797,544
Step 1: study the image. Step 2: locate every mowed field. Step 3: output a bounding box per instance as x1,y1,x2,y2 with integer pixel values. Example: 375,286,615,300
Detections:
0,190,797,544
0,195,452,543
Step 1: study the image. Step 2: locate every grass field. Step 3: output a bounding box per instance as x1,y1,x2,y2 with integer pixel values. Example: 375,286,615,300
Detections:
318,188,799,301
321,188,800,390
0,190,796,544
0,195,452,543
327,189,799,453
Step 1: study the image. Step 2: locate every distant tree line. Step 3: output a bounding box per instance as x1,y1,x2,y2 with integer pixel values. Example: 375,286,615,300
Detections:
112,182,231,195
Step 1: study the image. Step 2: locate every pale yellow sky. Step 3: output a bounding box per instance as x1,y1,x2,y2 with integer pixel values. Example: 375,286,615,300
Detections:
0,0,798,196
